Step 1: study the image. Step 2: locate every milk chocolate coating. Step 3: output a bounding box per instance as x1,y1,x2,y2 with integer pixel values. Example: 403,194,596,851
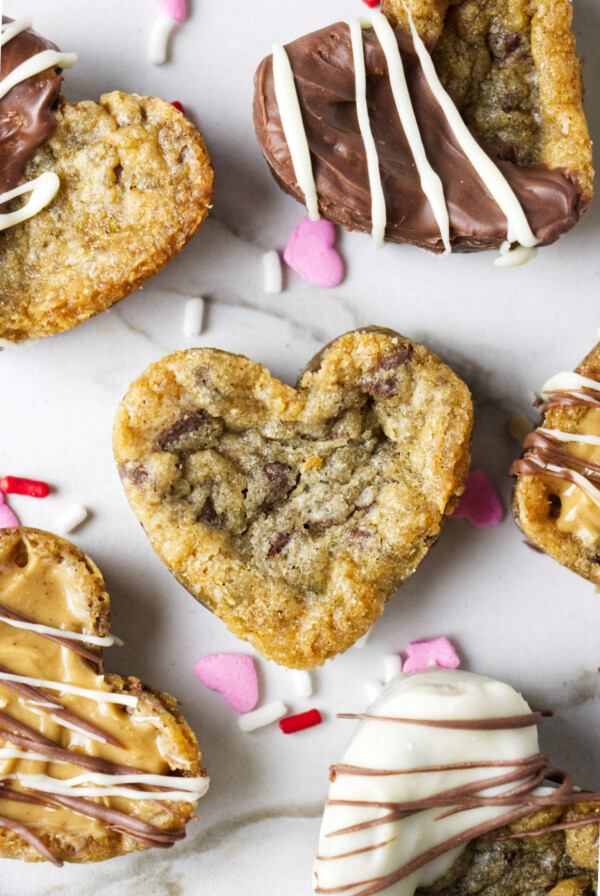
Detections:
253,23,588,252
0,17,63,195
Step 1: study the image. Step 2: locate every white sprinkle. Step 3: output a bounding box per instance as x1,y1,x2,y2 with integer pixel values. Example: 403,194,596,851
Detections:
54,505,88,535
289,670,313,700
183,298,204,337
263,251,283,294
148,13,176,65
238,701,287,732
383,653,402,684
353,631,371,649
364,680,384,703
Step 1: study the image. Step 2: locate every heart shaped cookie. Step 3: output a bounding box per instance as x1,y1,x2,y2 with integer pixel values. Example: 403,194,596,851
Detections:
253,1,592,255
0,17,213,344
315,669,600,896
114,328,472,669
0,527,207,865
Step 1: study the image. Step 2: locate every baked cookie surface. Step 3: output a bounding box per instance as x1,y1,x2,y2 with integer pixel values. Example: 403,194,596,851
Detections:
114,328,472,669
253,0,592,254
0,16,214,344
511,342,600,585
0,527,207,865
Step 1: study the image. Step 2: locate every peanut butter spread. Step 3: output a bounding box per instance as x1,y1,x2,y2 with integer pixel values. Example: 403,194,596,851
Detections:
0,529,206,865
551,409,600,545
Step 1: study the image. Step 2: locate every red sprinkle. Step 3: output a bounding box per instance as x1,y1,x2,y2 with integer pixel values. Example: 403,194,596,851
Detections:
171,101,186,114
361,0,380,6
0,476,50,498
279,709,322,735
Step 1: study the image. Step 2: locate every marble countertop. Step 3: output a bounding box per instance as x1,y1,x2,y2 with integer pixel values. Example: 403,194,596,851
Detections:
2,0,600,893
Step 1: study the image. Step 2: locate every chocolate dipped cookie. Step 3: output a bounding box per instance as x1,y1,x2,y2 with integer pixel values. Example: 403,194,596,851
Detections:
511,342,600,585
253,0,592,259
113,328,472,669
0,527,208,865
314,669,600,896
0,16,213,344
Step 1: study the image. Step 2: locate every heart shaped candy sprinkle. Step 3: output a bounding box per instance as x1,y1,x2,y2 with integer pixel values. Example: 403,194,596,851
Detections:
0,491,19,528
195,654,259,713
283,217,344,288
157,0,187,22
402,637,460,674
451,469,503,527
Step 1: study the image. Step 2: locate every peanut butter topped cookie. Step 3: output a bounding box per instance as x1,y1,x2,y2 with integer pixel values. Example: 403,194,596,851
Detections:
114,328,473,669
253,0,592,259
0,16,213,344
511,342,600,585
0,528,207,865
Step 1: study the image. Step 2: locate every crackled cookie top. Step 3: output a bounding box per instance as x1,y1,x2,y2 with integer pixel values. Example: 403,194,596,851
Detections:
114,329,472,669
0,528,207,865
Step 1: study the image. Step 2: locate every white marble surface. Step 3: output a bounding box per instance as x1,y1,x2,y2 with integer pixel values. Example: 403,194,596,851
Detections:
1,0,600,892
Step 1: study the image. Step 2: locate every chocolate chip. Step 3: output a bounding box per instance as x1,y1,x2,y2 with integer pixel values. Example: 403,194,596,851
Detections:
118,463,148,486
504,32,522,54
266,531,292,557
258,462,295,513
157,410,222,452
346,528,371,543
114,164,123,182
361,345,413,399
313,518,340,529
198,496,218,526
548,494,561,519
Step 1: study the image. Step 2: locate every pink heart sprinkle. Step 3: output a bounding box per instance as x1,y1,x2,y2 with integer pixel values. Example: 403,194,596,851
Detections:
156,0,187,22
194,654,258,713
283,217,344,289
451,469,503,528
0,491,19,529
402,636,460,674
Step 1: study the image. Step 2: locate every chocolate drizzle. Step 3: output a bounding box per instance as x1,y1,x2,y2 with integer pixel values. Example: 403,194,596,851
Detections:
254,22,587,253
0,17,64,195
316,693,600,896
0,600,201,865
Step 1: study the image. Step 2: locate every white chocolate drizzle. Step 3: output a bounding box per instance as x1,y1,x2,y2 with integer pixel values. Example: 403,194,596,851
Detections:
2,772,209,803
0,671,139,706
272,42,320,221
370,12,450,253
348,18,387,248
0,18,77,230
0,612,122,647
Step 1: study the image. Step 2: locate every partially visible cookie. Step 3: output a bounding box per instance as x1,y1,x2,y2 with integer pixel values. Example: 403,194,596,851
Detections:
314,669,600,896
0,18,213,344
511,342,600,585
0,527,207,865
114,328,473,669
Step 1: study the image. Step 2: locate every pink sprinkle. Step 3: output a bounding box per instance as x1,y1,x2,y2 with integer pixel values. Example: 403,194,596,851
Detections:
1,476,50,498
283,217,344,289
194,654,258,713
362,0,381,6
156,0,187,22
0,491,19,529
451,469,503,528
402,637,460,674
279,709,322,734
171,101,186,114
